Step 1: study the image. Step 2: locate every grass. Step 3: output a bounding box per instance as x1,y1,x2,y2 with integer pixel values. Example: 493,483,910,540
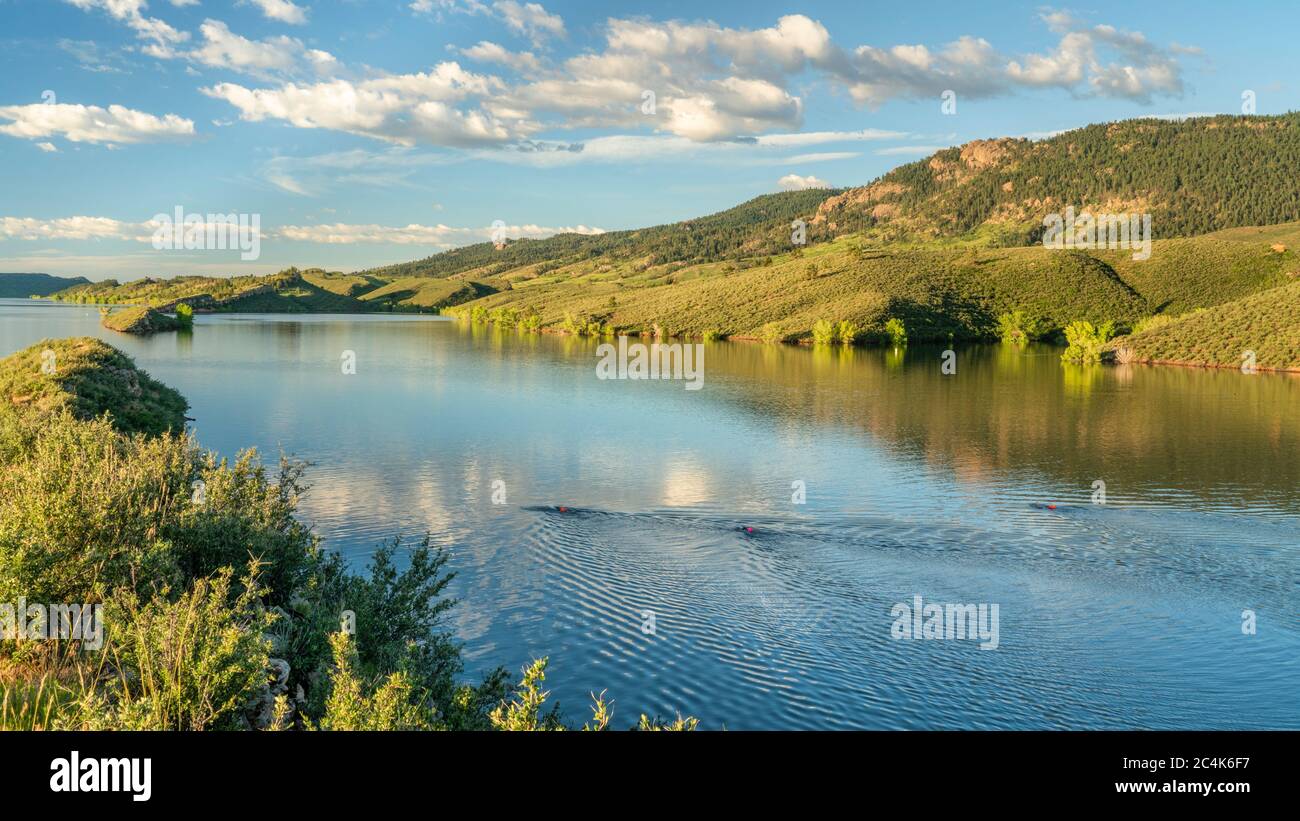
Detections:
1107,279,1300,371
102,305,182,334
0,337,188,435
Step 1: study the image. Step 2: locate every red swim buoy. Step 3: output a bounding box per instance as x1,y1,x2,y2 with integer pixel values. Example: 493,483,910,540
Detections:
558,506,568,513
1046,504,1057,510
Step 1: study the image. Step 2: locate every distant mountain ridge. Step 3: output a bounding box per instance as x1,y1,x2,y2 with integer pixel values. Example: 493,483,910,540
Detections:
0,273,91,298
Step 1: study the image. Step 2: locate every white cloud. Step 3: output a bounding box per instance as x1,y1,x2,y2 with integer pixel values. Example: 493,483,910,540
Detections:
186,19,313,76
178,9,1196,150
63,0,190,57
36,142,59,153
0,103,196,145
244,0,308,25
471,128,910,167
203,62,521,147
0,216,153,242
276,221,603,245
260,148,451,196
493,1,565,44
458,41,542,73
777,173,831,191
415,1,563,46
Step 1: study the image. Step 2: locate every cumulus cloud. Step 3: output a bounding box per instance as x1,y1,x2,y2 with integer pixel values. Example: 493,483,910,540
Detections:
183,8,1196,149
0,103,196,145
777,173,831,191
202,62,522,147
493,1,564,44
243,0,308,26
458,41,543,73
154,19,341,79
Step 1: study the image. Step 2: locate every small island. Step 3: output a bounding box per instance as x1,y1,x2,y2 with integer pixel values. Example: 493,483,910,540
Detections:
101,304,188,335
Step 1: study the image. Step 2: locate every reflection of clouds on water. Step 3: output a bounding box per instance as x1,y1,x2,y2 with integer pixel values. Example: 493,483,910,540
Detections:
298,462,463,556
660,459,711,507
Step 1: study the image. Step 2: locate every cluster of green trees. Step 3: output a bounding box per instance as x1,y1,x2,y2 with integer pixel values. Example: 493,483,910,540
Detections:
0,338,696,731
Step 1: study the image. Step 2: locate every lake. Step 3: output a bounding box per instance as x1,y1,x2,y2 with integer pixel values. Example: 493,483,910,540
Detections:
3,298,1297,729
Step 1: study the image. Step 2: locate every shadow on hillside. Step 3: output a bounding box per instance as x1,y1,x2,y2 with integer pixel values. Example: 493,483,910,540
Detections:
887,293,996,342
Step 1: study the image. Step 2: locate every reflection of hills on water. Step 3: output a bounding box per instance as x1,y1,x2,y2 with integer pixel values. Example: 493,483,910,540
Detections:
448,322,1300,510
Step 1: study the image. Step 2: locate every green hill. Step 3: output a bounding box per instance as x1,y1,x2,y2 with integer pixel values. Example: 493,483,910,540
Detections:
0,337,188,436
102,305,183,335
816,113,1300,243
0,273,90,297
359,189,838,281
1109,279,1300,371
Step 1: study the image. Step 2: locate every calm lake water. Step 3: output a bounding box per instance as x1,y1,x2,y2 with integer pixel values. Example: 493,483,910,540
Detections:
3,298,1297,729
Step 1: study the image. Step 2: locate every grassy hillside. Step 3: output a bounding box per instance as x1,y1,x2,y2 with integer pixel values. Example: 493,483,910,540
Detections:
444,222,1300,343
357,277,490,311
0,273,90,298
1108,279,1300,371
0,337,187,436
360,189,837,280
46,268,486,314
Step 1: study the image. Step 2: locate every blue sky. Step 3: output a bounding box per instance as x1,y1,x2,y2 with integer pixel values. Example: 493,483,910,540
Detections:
0,0,1294,280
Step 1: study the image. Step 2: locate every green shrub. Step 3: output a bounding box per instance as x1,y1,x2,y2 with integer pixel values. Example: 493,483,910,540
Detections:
0,412,191,604
175,303,194,328
996,310,1044,344
835,320,859,345
313,632,434,731
489,658,564,731
883,317,908,347
61,566,274,731
518,310,542,332
811,319,836,345
760,322,787,344
1061,320,1117,364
